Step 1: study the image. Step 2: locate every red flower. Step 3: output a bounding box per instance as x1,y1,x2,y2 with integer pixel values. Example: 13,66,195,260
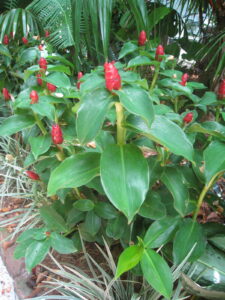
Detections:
45,30,50,37
26,170,40,180
36,74,42,86
38,57,47,70
77,72,83,89
2,88,11,101
104,62,121,91
183,112,193,124
22,37,28,44
138,30,147,46
155,45,165,62
30,90,39,104
179,73,189,86
218,79,225,100
51,124,63,144
38,45,43,51
47,82,57,92
3,35,9,45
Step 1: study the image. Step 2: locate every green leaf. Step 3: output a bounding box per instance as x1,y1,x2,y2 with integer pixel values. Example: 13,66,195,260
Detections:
39,206,69,232
0,44,12,58
73,199,95,212
45,72,71,88
31,101,55,121
188,122,225,140
101,144,149,222
126,115,194,162
94,201,118,219
80,73,105,92
84,211,101,236
77,89,113,144
14,239,34,259
17,228,46,242
18,47,38,65
204,141,225,184
48,153,100,196
115,245,144,278
0,115,35,136
116,86,154,127
187,82,207,89
118,42,138,59
161,167,189,216
199,91,217,105
25,239,51,272
148,7,171,31
144,217,180,248
139,191,166,220
209,235,225,252
173,219,206,264
141,249,173,299
29,135,51,159
50,232,77,254
159,78,192,97
106,215,127,239
127,56,152,68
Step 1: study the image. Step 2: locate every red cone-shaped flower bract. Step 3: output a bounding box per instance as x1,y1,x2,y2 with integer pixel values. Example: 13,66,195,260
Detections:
30,90,39,104
2,88,11,101
183,112,193,124
51,124,63,144
47,82,57,92
45,30,50,37
38,57,47,70
3,35,9,45
22,37,28,44
218,79,225,100
77,72,83,89
36,74,42,86
38,45,43,51
138,30,147,46
179,73,189,86
26,170,40,180
155,45,165,62
104,62,121,91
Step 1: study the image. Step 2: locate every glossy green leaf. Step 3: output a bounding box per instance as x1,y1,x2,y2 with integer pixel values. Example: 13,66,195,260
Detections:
116,86,154,126
173,219,206,264
188,122,225,140
161,167,189,216
50,232,77,254
29,135,51,159
45,72,71,88
17,228,46,243
39,206,69,233
31,101,55,121
209,235,225,252
48,153,100,196
84,211,101,236
18,47,38,65
126,115,194,161
25,239,51,272
101,144,149,222
144,217,180,248
0,44,11,58
204,141,225,184
119,42,138,59
141,249,173,299
127,56,152,68
139,191,166,220
14,239,34,259
77,89,113,144
115,245,144,278
0,115,35,136
94,201,118,219
80,73,105,92
106,214,127,239
159,78,192,97
73,199,95,212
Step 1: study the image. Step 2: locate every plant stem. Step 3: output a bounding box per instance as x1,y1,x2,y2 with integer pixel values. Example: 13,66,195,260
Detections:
115,102,126,145
33,113,47,135
150,64,160,91
56,145,65,161
216,106,220,122
174,96,179,113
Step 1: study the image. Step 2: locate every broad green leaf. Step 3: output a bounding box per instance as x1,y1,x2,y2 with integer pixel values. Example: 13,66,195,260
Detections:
84,211,101,236
31,101,55,121
126,115,194,161
144,217,180,248
161,167,189,216
120,70,141,83
29,135,51,159
94,201,118,219
209,235,225,252
17,228,45,242
119,42,138,59
67,208,85,226
188,122,225,140
116,245,144,278
204,141,225,184
39,206,69,232
14,239,34,259
127,56,152,68
80,73,105,92
73,199,95,212
199,91,217,105
101,144,149,222
25,239,51,272
45,72,71,88
18,47,38,65
48,153,100,196
141,249,173,299
77,89,113,144
159,78,192,97
106,214,127,239
139,191,166,220
0,44,11,58
173,219,206,264
187,82,207,89
116,86,154,126
95,131,115,152
46,55,74,69
24,64,71,80
50,232,77,254
148,6,171,31
0,115,35,136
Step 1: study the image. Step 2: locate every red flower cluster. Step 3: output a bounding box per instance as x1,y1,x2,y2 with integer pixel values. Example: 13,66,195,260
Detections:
77,72,83,89
2,88,11,101
26,170,40,180
38,57,47,71
47,82,57,92
3,35,9,45
51,124,63,144
138,30,147,46
183,112,193,124
179,73,189,86
45,30,50,38
104,62,121,91
30,90,39,104
218,79,225,100
155,45,164,62
22,37,28,44
38,45,43,51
